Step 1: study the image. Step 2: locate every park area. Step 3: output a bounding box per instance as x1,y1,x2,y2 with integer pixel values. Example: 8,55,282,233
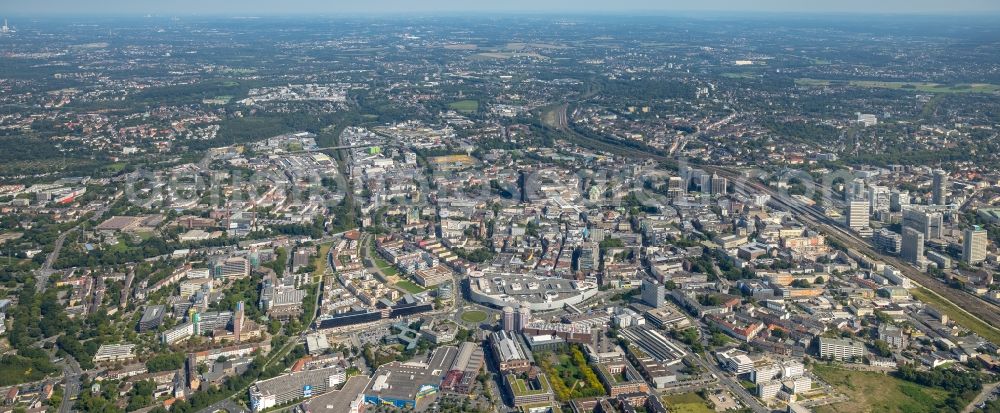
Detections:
536,345,605,401
448,99,478,113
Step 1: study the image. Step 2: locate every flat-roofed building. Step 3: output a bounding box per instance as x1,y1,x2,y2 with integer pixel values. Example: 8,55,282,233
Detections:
249,366,346,412
504,371,555,407
595,362,649,397
364,346,458,410
489,330,531,373
213,257,250,279
298,375,369,413
94,344,137,363
818,337,866,361
413,265,452,287
138,305,166,332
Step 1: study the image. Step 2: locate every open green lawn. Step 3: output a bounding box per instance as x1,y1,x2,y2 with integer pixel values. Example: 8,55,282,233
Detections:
910,286,1000,345
661,392,714,413
448,99,479,113
796,78,1000,93
460,310,488,323
395,279,425,294
312,243,331,282
103,162,127,173
368,243,400,276
812,364,951,413
378,264,399,276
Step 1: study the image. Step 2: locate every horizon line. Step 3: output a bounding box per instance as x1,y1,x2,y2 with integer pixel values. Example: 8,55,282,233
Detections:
5,9,1000,18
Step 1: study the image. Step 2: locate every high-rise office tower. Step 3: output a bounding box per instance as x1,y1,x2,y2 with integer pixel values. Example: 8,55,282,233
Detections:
502,306,515,331
932,169,949,205
868,185,891,214
514,306,531,332
710,174,728,196
902,207,943,240
963,226,988,265
641,279,666,308
890,190,910,212
901,227,924,264
846,179,867,201
846,200,869,231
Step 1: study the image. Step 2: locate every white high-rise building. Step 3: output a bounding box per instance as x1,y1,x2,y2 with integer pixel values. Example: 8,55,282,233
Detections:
846,200,869,232
963,226,988,265
890,190,910,212
868,185,891,214
641,279,666,308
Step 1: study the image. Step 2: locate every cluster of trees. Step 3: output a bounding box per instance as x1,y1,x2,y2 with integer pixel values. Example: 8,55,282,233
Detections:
272,216,326,240
57,334,100,370
146,352,186,373
55,236,175,269
538,345,606,401
708,249,755,281
672,327,705,353
0,348,59,386
762,120,841,145
213,274,264,322
454,247,495,263
126,380,157,411
791,279,812,288
262,248,288,278
597,78,697,102
895,364,984,396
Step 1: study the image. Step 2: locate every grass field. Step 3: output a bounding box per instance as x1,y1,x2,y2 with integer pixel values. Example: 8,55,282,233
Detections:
460,310,488,323
448,99,479,113
312,242,331,282
909,287,1000,345
812,364,950,413
368,245,400,276
394,279,425,294
661,392,714,413
796,78,1000,93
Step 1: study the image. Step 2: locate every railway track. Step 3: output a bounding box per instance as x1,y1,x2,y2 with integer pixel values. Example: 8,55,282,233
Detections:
548,99,1000,338
705,166,1000,334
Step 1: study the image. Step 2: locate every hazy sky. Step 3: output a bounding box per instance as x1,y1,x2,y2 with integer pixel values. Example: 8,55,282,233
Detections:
5,0,1000,15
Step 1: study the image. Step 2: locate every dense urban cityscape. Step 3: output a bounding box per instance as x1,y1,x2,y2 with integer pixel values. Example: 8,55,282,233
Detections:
1,4,1000,413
